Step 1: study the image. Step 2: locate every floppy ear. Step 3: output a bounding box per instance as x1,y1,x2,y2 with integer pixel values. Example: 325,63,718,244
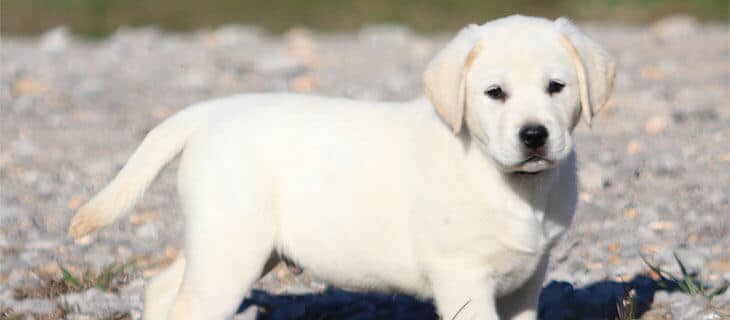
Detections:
423,25,484,134
555,17,616,127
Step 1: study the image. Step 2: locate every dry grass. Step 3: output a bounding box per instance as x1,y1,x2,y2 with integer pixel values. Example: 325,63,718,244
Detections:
12,262,133,300
616,289,639,320
4,262,135,319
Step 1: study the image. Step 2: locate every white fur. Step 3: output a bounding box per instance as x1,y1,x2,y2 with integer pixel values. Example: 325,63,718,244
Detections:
69,15,614,320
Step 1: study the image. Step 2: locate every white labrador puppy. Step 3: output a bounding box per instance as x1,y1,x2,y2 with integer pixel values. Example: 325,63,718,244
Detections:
69,15,614,320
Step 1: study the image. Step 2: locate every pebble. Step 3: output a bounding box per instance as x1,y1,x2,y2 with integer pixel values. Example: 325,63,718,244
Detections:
62,288,133,314
651,15,700,40
72,78,104,98
25,239,62,250
645,115,669,135
135,222,159,240
287,27,319,68
651,291,727,320
2,297,58,315
212,24,264,48
40,26,72,54
578,162,610,190
12,95,39,112
290,73,318,92
178,69,210,90
11,136,37,157
626,139,643,154
253,51,306,74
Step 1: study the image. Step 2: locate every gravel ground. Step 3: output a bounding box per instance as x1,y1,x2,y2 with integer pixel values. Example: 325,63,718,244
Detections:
1,16,729,319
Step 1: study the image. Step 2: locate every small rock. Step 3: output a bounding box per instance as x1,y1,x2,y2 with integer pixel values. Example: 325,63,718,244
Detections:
115,246,134,261
673,245,708,272
706,190,728,207
15,76,48,96
12,136,37,157
65,314,98,320
40,26,72,54
19,170,40,185
672,109,718,124
651,15,699,40
12,95,40,112
290,74,318,92
212,24,263,48
67,196,84,210
253,51,306,75
623,208,638,220
652,153,683,176
85,247,117,273
640,65,666,80
578,162,608,190
578,191,593,203
2,297,58,315
128,211,157,225
19,250,40,265
135,222,158,240
61,288,132,314
118,279,145,312
73,78,104,98
74,235,94,246
385,72,411,93
654,291,718,320
287,27,319,68
38,261,62,277
627,140,643,154
645,115,668,135
26,239,62,250
649,220,676,232
358,24,413,45
178,70,210,90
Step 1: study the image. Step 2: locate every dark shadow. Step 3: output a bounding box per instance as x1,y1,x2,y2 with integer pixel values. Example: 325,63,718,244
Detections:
237,275,673,320
238,288,438,320
537,275,670,320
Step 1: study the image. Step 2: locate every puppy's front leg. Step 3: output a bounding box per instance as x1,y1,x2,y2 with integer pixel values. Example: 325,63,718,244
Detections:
430,267,499,320
497,254,548,320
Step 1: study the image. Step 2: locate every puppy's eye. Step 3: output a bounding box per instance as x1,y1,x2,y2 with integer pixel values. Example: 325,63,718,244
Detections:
484,86,506,100
547,80,565,95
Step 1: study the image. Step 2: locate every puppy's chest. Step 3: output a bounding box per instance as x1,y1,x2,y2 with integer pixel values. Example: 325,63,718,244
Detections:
492,246,544,295
488,211,548,295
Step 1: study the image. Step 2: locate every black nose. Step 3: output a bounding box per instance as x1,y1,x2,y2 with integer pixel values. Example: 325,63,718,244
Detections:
519,124,549,149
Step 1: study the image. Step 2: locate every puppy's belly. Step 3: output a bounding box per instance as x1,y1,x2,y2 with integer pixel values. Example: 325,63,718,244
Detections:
275,203,430,297
290,248,430,297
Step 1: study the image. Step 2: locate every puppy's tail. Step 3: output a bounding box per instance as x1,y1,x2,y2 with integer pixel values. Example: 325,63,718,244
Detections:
68,105,210,239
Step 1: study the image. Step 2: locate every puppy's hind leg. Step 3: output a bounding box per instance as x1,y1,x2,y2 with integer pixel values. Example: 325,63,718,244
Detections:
169,195,278,319
143,253,186,320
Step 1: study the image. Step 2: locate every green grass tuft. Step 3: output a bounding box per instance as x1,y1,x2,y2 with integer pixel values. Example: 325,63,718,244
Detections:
642,252,729,301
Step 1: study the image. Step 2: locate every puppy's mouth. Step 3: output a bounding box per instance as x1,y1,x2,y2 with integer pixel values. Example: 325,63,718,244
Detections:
511,155,554,174
520,154,551,165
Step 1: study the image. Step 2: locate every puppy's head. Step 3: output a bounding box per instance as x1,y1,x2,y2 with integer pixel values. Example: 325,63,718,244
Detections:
424,15,615,173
